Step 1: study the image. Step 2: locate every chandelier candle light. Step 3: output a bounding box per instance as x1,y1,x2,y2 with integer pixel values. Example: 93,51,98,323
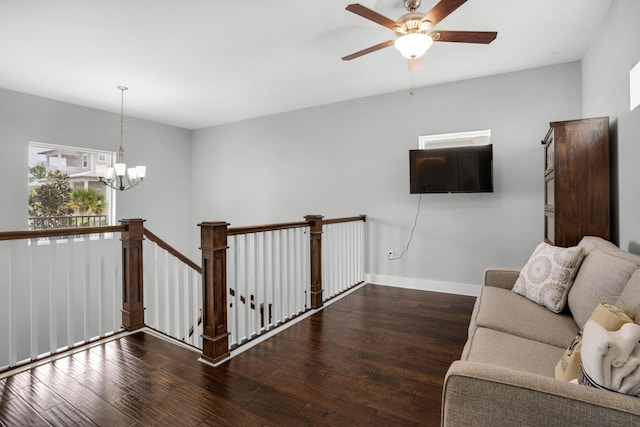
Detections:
96,86,146,191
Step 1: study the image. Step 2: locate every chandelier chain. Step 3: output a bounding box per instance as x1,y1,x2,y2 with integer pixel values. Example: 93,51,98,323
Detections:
118,86,127,150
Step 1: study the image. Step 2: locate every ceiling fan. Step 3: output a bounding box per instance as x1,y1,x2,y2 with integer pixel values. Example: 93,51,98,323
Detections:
342,0,497,61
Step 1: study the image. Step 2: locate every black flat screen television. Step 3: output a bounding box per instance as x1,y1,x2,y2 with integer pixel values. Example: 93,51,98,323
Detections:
409,144,493,194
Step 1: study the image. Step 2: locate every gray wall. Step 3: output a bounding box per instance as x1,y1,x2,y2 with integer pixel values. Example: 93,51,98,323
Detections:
192,62,582,293
581,0,640,253
7,0,634,294
0,87,194,256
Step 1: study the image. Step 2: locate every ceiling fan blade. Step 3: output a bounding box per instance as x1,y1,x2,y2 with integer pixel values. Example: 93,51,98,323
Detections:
430,30,497,44
341,40,395,61
346,3,397,30
421,0,467,27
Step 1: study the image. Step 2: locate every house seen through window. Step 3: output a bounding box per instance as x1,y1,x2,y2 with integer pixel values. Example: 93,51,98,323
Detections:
28,142,116,230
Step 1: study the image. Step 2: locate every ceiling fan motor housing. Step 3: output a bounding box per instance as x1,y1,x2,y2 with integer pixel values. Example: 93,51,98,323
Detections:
394,12,431,36
404,0,422,12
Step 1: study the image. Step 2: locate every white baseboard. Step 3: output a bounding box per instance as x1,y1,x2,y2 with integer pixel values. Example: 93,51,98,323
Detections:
365,273,481,297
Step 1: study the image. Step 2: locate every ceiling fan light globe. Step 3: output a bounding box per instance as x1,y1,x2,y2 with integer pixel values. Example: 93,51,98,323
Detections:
394,33,433,59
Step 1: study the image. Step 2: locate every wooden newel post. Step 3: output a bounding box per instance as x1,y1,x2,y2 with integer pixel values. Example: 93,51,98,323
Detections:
120,218,145,331
199,221,230,364
305,215,324,309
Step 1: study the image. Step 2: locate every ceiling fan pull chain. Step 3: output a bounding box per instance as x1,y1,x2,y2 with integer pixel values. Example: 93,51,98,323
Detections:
408,57,423,95
409,68,415,96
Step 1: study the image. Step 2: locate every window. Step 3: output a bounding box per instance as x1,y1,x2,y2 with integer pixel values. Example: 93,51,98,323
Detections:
28,142,116,230
419,129,491,149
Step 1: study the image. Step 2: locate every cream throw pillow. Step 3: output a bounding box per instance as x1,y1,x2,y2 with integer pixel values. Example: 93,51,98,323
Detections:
513,242,585,313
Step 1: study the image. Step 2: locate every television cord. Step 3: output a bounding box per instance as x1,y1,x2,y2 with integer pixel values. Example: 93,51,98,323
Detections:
390,193,422,261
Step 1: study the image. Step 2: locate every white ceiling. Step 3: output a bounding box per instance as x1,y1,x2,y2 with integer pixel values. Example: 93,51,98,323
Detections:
0,0,613,130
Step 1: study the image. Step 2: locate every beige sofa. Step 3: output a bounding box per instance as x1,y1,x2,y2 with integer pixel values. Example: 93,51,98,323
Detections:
442,236,640,426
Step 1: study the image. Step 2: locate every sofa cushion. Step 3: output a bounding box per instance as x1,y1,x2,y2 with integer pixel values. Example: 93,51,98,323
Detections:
617,269,640,321
463,327,566,377
568,243,640,328
474,286,579,348
512,242,585,313
579,235,618,255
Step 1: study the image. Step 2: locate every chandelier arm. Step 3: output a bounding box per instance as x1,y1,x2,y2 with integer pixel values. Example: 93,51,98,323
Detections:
125,178,143,190
99,174,144,192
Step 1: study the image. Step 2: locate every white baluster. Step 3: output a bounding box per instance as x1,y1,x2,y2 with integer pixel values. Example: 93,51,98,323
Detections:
228,235,238,347
264,231,273,329
0,242,12,369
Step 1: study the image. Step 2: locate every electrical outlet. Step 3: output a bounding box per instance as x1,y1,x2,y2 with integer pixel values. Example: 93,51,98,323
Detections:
387,250,394,260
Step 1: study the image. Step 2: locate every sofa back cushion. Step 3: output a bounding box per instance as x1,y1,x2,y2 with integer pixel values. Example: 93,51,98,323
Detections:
618,269,640,322
568,237,640,328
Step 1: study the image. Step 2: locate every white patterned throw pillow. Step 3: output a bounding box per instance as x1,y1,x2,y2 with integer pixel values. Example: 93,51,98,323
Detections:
512,242,585,313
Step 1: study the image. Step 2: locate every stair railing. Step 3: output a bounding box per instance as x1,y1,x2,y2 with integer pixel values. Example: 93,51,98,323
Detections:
0,224,127,372
199,214,366,365
0,214,366,372
226,220,311,348
142,228,203,348
321,216,366,301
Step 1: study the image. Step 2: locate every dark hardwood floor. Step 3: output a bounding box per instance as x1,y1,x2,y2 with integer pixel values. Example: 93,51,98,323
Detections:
0,284,476,426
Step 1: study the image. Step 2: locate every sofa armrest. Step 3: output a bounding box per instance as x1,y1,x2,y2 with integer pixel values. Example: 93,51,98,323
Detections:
442,361,640,426
483,268,520,290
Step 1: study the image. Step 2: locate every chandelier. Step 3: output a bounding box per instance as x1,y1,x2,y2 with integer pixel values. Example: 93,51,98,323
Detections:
96,86,146,191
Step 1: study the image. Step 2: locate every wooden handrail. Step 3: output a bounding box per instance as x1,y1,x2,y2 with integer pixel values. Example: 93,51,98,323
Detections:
321,215,367,225
143,227,202,274
0,225,126,241
227,215,366,236
228,221,309,236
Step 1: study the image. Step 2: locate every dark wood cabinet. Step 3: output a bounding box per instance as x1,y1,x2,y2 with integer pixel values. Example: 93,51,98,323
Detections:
542,117,610,247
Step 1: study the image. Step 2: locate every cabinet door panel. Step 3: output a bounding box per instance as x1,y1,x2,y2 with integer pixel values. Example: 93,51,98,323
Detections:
545,139,554,173
545,177,554,206
545,213,555,245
